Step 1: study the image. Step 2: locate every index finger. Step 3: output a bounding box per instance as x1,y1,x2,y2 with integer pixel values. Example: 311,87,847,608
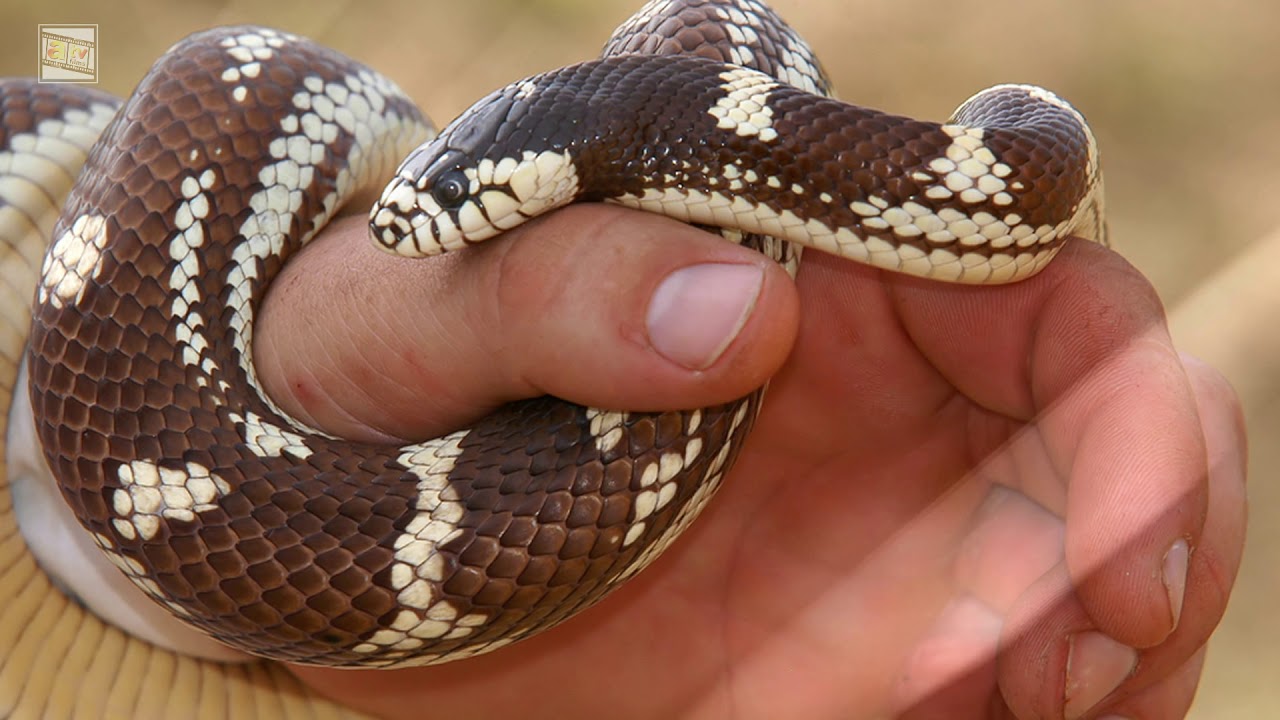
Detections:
893,238,1209,649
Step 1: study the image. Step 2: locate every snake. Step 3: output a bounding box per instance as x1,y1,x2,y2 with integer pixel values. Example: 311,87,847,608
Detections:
0,0,1105,700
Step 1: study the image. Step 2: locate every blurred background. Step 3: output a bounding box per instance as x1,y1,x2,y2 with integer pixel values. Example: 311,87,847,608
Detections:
1,0,1276,716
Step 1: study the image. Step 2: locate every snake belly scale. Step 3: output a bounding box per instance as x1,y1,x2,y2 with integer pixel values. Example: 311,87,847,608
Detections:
9,0,1106,670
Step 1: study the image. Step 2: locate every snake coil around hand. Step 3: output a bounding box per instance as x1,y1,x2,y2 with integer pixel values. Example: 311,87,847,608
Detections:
11,0,1105,667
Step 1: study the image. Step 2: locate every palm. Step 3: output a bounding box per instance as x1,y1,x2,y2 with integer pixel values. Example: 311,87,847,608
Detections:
293,240,1197,719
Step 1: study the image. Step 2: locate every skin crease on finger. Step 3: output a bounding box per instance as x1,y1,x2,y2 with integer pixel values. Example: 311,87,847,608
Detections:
258,210,1244,720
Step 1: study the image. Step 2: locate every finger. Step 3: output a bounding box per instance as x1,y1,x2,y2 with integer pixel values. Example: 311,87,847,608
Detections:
1057,330,1206,648
953,487,1065,613
989,649,1206,720
887,238,1167,422
892,488,1065,719
891,240,1210,648
892,597,1002,720
968,490,1183,719
255,205,799,442
1059,346,1242,655
996,353,1245,720
996,563,1129,719
1082,354,1247,712
1100,646,1206,720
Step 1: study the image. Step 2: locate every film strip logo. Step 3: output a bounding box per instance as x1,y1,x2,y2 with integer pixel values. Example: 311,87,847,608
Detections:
38,24,98,83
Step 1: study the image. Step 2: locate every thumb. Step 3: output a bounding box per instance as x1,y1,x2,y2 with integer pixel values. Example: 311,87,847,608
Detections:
254,204,800,442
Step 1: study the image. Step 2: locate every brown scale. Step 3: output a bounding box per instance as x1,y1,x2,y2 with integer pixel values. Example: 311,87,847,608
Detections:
427,51,1094,264
28,28,437,661
0,81,117,153
954,88,1093,223
775,79,1085,257
602,0,835,97
22,0,1093,667
24,8,787,666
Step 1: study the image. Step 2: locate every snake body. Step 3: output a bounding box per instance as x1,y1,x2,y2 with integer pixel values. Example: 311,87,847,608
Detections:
371,38,1105,281
8,0,1105,671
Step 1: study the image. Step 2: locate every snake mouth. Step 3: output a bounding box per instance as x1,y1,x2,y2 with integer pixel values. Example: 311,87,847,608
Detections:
371,136,585,258
368,174,418,253
371,148,480,256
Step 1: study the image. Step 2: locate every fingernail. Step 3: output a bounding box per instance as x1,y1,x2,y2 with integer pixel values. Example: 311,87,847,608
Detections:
647,263,763,370
1063,631,1137,719
1163,539,1189,632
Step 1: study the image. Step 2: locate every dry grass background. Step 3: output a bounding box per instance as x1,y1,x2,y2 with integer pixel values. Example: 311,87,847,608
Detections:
2,0,1277,716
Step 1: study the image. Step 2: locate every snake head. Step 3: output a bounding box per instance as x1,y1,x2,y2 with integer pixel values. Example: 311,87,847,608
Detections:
369,83,583,257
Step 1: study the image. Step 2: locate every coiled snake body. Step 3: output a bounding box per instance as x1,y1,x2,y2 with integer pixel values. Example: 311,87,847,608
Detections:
5,0,1105,670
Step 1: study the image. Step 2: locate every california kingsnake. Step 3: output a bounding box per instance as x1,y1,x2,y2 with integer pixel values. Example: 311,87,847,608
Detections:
8,0,1104,670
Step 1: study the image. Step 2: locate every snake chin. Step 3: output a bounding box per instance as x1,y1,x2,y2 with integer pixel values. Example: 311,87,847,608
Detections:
7,361,252,664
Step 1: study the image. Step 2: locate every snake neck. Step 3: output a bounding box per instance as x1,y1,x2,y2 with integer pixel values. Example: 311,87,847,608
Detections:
435,53,1103,284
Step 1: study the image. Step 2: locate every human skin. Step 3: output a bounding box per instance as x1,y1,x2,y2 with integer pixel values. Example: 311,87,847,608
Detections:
256,206,1246,719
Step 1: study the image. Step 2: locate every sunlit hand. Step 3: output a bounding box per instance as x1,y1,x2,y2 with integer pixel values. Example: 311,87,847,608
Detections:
260,207,1245,720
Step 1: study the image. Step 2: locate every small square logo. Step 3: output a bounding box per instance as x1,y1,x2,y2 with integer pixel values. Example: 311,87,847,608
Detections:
38,24,98,83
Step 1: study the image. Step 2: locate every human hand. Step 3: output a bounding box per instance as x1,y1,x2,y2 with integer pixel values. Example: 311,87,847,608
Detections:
259,207,1245,719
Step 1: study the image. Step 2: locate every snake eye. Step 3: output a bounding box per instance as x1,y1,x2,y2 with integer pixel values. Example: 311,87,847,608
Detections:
432,170,471,209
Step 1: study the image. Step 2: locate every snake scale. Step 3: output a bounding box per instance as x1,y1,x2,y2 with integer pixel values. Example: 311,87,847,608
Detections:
1,0,1105,675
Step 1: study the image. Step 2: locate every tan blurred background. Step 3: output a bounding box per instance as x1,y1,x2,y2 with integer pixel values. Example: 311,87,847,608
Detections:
1,0,1277,716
